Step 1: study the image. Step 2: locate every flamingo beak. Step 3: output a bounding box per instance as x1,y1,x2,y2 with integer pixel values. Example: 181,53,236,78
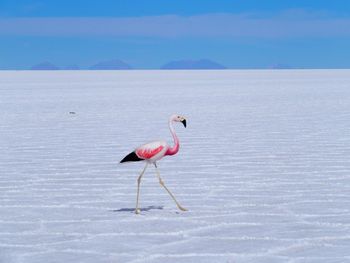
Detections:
181,119,187,128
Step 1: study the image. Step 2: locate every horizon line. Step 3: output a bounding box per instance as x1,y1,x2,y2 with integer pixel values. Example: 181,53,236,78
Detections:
1,68,350,71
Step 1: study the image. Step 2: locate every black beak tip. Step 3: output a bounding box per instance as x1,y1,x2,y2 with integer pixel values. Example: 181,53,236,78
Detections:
182,119,187,128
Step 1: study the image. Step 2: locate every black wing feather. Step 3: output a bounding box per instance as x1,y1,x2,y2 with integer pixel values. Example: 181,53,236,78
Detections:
120,151,144,163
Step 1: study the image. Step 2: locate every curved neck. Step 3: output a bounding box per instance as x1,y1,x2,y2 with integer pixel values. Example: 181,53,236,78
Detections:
166,120,180,156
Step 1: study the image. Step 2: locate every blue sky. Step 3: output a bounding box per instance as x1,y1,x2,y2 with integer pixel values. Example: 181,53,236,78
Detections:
1,0,350,69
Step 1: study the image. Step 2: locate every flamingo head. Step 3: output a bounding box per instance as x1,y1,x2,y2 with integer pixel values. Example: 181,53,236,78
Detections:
171,114,187,128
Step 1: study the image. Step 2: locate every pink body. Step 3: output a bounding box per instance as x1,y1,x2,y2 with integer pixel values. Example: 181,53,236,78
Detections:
136,145,164,159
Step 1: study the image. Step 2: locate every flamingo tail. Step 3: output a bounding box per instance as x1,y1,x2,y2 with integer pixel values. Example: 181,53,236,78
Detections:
120,151,144,163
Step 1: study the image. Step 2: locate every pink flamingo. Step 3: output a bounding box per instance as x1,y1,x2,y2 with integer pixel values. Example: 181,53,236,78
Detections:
120,114,187,214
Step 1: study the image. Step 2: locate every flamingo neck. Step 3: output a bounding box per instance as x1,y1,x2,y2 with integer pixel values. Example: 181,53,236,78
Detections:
166,120,179,156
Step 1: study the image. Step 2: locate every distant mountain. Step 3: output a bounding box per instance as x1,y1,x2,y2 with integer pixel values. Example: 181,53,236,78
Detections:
63,64,80,70
269,63,292,69
161,59,226,70
89,59,132,70
30,62,60,70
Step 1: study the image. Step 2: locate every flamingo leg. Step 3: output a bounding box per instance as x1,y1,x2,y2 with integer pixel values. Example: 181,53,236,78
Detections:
154,163,187,212
135,163,148,214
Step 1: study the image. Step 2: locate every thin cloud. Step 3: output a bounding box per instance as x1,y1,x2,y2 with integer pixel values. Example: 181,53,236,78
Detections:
1,12,350,38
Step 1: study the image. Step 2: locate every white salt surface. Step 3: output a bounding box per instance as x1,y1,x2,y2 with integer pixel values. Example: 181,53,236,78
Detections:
1,70,350,262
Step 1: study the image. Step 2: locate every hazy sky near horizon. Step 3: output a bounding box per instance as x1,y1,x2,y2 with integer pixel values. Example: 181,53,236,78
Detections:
1,0,350,69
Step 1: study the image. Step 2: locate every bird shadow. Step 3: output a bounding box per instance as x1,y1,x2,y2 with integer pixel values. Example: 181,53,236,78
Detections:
111,205,164,213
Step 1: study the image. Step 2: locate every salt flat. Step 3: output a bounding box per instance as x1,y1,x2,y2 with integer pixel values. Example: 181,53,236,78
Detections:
1,70,350,262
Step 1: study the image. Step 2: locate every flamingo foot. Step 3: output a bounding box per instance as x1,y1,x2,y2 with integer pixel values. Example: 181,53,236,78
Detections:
135,208,141,214
177,205,188,212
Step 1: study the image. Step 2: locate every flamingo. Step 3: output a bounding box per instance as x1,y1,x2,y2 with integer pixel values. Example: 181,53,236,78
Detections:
120,114,187,214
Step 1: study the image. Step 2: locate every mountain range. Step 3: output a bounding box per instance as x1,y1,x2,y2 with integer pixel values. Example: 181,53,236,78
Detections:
29,59,227,70
89,59,132,70
30,62,60,70
161,59,227,70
